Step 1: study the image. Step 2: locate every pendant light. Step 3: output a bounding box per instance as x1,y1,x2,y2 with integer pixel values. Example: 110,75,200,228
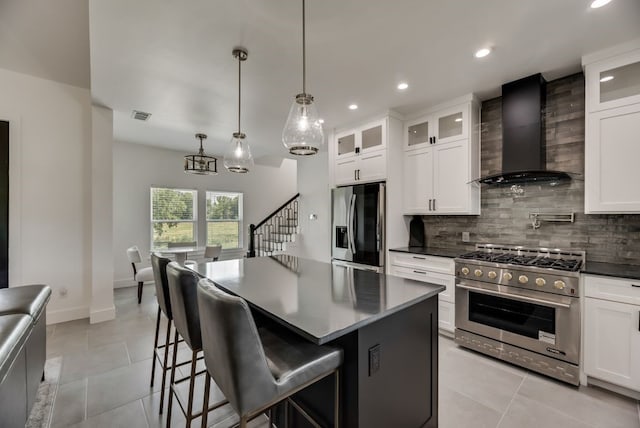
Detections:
224,48,254,173
184,133,217,175
282,0,324,156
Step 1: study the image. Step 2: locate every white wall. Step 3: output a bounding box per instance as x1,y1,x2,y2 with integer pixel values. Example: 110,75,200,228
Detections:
112,141,297,286
0,67,95,323
90,105,115,323
289,151,332,262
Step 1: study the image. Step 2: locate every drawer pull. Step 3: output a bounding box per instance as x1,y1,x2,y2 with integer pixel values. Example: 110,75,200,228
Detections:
412,256,426,260
413,270,426,275
638,311,640,332
632,284,640,288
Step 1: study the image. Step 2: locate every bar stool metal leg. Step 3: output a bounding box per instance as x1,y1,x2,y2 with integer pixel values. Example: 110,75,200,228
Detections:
166,330,180,427
334,368,340,428
186,350,198,426
159,319,173,414
150,307,161,387
201,374,211,428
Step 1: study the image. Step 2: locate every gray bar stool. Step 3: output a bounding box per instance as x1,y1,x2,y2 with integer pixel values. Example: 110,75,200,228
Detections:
150,254,200,414
150,253,174,414
165,263,227,427
197,278,343,428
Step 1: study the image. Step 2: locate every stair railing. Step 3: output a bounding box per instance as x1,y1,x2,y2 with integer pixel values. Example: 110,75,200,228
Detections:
247,193,300,258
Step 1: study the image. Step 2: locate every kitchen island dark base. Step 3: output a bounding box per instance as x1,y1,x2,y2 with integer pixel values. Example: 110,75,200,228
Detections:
281,296,439,428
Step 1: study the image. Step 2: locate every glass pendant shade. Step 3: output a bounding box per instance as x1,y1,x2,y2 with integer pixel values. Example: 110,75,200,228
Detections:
223,132,253,173
282,93,324,155
184,133,217,175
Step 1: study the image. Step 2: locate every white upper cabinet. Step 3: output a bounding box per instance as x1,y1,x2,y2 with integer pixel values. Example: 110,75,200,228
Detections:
335,119,386,160
584,43,640,213
585,48,640,113
333,117,393,186
402,95,480,215
403,102,470,150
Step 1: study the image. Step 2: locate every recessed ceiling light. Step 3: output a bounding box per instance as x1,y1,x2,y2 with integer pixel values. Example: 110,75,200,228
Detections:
318,118,325,124
397,82,409,90
474,48,491,58
590,0,612,8
455,118,463,122
348,104,358,110
599,75,614,82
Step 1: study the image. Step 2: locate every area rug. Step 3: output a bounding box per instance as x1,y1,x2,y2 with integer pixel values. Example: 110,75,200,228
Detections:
25,356,62,428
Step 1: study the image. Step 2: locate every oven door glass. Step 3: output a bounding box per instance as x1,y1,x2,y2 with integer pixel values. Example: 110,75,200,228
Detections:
468,291,555,339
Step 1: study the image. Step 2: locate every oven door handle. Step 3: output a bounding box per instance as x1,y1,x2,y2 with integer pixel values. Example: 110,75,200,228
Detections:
456,283,572,309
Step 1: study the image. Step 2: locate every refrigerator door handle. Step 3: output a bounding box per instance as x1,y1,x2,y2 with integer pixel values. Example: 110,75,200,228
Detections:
348,194,356,254
377,183,385,259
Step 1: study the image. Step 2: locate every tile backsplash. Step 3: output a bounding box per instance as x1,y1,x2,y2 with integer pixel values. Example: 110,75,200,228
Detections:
422,73,640,265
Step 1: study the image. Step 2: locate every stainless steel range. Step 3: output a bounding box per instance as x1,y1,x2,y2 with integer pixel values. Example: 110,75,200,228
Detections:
454,244,585,385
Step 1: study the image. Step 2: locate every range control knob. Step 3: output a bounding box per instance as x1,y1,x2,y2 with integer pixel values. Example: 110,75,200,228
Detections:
554,280,566,290
474,269,483,277
488,271,497,279
461,267,470,275
535,278,546,287
503,272,513,281
518,275,529,284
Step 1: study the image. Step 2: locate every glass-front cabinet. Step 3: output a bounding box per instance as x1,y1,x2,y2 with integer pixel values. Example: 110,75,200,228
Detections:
434,104,468,145
335,119,386,160
404,102,469,150
586,47,640,112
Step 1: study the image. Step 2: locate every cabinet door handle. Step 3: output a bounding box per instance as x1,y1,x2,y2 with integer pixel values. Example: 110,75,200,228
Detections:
433,199,436,211
638,311,640,332
413,270,427,275
357,169,360,180
354,170,357,181
428,199,432,211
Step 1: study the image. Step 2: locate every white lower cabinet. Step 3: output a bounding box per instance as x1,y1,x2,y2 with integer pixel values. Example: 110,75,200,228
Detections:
583,274,640,392
388,251,455,333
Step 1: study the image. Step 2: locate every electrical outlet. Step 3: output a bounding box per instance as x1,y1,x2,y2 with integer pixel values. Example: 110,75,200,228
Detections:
59,287,68,298
369,344,381,376
462,231,470,242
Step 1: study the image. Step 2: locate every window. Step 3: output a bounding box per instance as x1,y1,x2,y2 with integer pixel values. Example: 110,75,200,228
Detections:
206,191,243,250
151,187,197,249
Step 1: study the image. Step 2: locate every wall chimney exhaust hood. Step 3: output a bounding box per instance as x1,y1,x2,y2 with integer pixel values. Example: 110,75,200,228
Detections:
477,73,572,185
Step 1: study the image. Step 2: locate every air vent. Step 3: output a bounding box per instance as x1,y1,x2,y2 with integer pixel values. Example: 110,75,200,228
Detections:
131,110,152,121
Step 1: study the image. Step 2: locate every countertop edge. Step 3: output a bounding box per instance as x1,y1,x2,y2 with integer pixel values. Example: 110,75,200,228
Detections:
315,282,446,345
581,265,640,281
388,247,459,259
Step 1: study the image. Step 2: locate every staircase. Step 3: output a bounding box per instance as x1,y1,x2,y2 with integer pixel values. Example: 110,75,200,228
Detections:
247,194,299,258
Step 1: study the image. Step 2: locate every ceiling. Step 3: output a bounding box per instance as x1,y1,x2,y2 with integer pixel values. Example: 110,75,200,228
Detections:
3,0,640,160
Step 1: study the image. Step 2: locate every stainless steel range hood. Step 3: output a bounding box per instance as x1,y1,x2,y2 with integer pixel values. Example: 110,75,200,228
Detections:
477,73,572,185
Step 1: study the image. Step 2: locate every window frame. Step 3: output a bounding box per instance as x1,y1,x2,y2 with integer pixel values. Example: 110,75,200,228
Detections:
150,186,198,250
206,191,244,250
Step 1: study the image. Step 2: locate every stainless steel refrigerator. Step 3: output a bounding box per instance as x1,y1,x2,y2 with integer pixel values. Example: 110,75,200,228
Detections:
332,182,385,272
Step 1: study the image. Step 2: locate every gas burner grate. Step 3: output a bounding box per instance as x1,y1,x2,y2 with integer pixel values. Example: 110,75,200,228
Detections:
457,249,584,272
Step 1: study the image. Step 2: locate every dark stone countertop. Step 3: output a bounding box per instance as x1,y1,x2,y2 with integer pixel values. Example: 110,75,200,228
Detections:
389,247,461,259
192,255,445,345
582,262,640,281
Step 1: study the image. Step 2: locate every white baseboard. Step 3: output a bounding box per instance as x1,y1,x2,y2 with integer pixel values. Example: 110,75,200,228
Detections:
46,305,90,325
90,305,116,324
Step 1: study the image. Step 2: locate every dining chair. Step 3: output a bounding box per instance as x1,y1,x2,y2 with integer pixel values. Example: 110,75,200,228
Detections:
165,263,227,427
204,245,222,262
126,246,154,304
197,278,343,428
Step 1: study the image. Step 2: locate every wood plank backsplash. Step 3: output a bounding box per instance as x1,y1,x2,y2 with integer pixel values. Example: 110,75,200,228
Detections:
422,73,640,264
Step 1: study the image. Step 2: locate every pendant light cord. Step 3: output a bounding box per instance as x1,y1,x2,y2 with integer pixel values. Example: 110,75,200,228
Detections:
302,0,306,95
238,53,242,134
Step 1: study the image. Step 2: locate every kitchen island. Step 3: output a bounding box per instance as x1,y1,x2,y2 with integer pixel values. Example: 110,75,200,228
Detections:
192,255,444,428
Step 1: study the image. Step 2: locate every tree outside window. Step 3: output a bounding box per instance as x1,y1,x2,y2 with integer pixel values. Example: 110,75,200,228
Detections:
206,192,243,250
151,187,197,249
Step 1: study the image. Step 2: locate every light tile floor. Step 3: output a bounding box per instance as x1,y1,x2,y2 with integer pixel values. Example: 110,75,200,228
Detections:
46,285,640,427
